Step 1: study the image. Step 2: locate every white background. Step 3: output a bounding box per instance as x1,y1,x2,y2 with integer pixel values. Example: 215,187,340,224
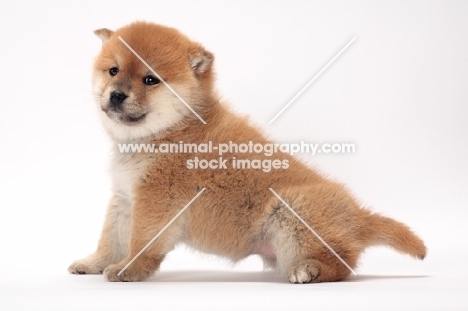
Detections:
1,0,467,310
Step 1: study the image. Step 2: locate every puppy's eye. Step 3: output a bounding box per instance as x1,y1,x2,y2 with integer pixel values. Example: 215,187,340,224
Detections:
143,75,160,85
109,67,119,76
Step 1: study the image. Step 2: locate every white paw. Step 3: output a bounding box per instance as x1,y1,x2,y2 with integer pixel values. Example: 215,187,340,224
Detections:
288,263,320,284
104,263,151,282
68,257,107,275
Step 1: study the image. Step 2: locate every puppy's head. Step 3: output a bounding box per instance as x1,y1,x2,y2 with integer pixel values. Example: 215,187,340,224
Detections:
93,22,214,141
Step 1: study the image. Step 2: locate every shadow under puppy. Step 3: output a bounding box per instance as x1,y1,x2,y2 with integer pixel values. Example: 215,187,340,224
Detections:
68,22,426,283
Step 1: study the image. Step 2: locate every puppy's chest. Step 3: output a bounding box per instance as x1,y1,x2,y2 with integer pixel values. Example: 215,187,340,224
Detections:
110,152,152,201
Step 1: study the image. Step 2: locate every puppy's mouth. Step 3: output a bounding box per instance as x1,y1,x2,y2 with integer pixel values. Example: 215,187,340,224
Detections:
103,107,147,125
122,113,147,124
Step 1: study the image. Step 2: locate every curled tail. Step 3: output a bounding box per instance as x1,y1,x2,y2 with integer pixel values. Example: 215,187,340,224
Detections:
366,213,427,260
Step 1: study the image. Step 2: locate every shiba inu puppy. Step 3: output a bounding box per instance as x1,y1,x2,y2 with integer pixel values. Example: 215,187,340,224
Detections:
68,21,426,283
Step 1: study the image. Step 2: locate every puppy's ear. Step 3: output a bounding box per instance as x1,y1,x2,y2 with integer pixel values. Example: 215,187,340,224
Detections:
189,47,214,75
94,28,114,44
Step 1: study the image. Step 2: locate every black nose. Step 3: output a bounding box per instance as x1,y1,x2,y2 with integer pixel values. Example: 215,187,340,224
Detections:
110,91,128,106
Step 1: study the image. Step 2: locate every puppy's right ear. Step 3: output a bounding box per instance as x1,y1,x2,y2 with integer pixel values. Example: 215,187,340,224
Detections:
189,48,214,76
94,28,114,44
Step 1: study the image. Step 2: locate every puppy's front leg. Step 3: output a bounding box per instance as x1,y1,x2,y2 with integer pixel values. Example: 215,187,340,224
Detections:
68,195,131,274
104,198,185,282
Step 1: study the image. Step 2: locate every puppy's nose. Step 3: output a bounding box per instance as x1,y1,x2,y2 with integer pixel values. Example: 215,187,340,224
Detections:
110,91,128,106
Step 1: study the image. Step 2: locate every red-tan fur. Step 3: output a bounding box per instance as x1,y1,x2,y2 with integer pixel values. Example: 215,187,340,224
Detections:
68,21,426,283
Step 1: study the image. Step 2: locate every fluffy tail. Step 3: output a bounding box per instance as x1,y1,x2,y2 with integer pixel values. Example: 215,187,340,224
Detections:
366,213,427,259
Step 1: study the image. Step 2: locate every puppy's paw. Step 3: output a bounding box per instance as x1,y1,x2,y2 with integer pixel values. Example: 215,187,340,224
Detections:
104,263,151,282
288,262,320,284
68,257,106,275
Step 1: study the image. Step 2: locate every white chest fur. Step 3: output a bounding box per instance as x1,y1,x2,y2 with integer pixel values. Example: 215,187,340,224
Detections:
110,149,150,202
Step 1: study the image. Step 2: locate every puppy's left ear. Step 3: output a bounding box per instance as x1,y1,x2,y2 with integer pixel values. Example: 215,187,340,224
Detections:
189,47,214,75
94,28,114,44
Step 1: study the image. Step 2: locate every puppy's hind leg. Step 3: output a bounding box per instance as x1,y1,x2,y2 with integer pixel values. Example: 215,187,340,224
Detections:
275,229,353,283
68,195,131,275
266,200,355,284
